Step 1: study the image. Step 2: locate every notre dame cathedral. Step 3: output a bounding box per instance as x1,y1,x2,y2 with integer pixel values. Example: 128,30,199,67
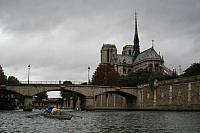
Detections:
100,13,172,76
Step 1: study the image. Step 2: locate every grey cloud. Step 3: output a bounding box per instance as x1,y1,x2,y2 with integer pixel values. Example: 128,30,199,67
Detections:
0,0,200,81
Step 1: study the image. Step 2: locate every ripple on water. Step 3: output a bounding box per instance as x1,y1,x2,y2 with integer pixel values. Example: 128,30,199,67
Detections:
0,110,200,133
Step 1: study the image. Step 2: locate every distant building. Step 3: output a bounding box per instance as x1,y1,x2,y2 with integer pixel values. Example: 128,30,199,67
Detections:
100,12,172,76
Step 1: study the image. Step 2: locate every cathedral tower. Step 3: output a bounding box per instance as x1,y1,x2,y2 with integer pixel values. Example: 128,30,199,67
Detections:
122,45,134,55
101,44,117,64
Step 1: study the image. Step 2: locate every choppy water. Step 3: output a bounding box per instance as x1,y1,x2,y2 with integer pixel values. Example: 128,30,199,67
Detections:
0,110,200,133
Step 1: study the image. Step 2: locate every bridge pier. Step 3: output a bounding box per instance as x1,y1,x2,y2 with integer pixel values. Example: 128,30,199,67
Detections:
23,96,33,111
69,97,73,108
63,98,67,108
82,96,95,110
126,97,137,109
75,97,81,109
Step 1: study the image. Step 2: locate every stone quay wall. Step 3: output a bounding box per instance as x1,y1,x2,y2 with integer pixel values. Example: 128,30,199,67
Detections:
139,75,200,110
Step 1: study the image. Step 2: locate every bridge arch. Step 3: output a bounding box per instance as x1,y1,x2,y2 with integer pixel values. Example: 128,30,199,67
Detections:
34,89,86,98
94,90,137,109
32,89,87,109
93,86,138,97
95,90,137,98
0,88,24,97
28,85,90,97
0,88,25,110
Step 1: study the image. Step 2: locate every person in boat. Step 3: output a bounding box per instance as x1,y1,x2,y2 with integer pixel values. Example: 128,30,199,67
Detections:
46,106,61,115
47,106,53,113
52,107,61,115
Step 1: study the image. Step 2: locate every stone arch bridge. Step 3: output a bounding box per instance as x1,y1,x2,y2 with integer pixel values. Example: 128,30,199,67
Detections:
1,84,141,111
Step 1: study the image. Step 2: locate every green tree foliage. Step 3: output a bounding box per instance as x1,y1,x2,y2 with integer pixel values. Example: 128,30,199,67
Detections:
92,63,120,86
81,82,87,85
60,91,77,99
184,63,200,76
61,80,73,100
117,69,167,87
63,80,73,85
117,74,137,87
35,92,48,102
117,69,151,87
0,65,7,85
7,76,20,85
0,65,23,106
60,80,78,107
0,65,20,85
60,90,78,108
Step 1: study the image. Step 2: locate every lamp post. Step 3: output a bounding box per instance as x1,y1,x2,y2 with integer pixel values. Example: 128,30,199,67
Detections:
88,66,90,84
28,64,30,85
24,64,32,111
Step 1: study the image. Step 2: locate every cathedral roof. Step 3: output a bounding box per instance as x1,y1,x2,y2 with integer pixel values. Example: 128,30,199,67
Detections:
117,55,133,64
134,47,162,64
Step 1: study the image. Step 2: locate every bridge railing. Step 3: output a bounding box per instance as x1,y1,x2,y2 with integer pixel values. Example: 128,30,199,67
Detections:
20,81,84,85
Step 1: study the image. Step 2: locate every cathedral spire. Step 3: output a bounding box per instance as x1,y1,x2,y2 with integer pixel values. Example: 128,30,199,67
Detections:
134,10,139,45
133,10,140,56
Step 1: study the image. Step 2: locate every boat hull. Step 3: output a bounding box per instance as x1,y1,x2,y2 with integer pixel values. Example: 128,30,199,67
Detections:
42,112,73,120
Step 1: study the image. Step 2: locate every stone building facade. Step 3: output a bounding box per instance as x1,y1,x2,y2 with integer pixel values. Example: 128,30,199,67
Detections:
101,13,172,76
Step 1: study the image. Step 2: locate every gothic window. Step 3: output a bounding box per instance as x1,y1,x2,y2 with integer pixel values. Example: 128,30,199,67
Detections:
160,66,162,71
107,49,109,62
129,50,132,55
123,59,126,64
123,69,126,74
155,64,159,71
149,64,153,72
110,49,113,61
95,95,97,100
128,69,131,74
147,93,150,99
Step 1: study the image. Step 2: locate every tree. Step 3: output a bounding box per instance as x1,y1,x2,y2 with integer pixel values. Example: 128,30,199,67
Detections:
117,74,138,87
60,80,78,108
0,65,21,85
35,92,48,100
92,63,120,86
184,63,200,76
81,82,88,85
0,65,23,107
61,80,73,99
0,65,7,85
7,76,20,85
117,69,168,87
63,80,73,85
117,69,151,87
35,92,48,107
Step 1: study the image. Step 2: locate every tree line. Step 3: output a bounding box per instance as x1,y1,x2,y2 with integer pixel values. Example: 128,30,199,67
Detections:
1,62,200,87
0,65,20,85
91,62,200,87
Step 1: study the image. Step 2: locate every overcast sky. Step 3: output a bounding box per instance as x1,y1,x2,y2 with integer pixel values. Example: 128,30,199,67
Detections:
0,0,200,83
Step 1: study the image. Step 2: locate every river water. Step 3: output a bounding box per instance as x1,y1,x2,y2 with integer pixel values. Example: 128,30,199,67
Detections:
0,110,200,133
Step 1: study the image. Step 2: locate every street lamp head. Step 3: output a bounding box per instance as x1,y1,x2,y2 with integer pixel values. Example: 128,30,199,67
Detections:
28,64,31,68
88,66,90,70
